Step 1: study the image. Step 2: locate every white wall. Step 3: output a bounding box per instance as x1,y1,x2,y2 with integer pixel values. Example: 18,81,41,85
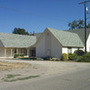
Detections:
87,34,90,52
45,32,51,57
62,47,83,54
50,33,62,58
72,48,79,53
36,34,46,57
62,48,68,53
36,30,62,58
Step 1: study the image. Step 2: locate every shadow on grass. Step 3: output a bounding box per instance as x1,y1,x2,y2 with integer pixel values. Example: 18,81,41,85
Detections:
2,75,40,82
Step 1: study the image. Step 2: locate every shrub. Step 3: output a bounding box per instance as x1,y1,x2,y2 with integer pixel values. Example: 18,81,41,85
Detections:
87,52,90,55
68,53,77,60
42,56,51,60
74,50,84,56
76,52,90,62
42,57,60,61
61,53,68,61
14,54,24,58
14,54,19,58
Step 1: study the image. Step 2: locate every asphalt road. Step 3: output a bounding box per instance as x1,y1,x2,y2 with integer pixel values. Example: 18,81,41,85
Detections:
0,68,90,90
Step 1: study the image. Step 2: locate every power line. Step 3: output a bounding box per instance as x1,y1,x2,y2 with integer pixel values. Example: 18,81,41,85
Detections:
0,6,66,22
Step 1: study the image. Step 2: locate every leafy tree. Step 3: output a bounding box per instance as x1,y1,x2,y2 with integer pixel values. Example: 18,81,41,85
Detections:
77,20,84,29
12,28,29,35
68,19,90,30
68,19,84,30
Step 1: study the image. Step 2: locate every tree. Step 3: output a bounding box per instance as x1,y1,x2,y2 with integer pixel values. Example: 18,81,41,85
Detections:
68,19,84,30
68,19,90,30
12,28,29,35
77,20,84,29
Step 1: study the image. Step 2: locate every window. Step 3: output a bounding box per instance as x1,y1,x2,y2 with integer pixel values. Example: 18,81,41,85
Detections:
68,47,72,53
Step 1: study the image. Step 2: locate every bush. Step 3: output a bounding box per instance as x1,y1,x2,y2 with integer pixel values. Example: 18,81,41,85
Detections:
76,52,90,62
61,53,68,61
74,50,84,56
42,56,51,60
68,53,77,60
14,54,19,58
42,57,60,61
14,54,24,58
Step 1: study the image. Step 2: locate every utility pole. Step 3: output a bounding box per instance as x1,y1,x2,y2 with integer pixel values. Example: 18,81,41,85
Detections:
79,0,90,54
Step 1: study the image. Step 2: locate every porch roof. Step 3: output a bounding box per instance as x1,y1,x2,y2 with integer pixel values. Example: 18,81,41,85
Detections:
0,33,36,48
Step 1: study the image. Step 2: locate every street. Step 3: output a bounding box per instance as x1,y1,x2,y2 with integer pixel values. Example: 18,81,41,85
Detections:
0,68,90,90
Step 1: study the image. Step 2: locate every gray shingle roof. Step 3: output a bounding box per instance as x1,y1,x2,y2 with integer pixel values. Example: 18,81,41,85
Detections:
47,28,84,47
67,28,90,45
0,33,36,48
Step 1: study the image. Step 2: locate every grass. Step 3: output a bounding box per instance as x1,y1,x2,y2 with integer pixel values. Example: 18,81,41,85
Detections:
2,74,40,82
7,74,21,79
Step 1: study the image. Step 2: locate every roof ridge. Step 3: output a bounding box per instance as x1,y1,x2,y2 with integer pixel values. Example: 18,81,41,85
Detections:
47,27,79,36
0,32,36,37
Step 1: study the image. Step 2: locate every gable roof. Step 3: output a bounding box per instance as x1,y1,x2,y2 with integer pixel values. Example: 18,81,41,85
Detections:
0,33,36,48
67,28,90,44
46,28,84,47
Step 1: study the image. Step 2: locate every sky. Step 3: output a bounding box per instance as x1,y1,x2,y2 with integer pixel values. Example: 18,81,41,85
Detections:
0,0,90,33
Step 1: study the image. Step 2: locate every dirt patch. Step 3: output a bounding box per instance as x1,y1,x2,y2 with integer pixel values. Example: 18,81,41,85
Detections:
0,60,90,83
0,61,43,83
0,61,31,70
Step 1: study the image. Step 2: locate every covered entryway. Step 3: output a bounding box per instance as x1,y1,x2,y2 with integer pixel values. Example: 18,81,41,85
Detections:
0,48,29,58
30,47,36,57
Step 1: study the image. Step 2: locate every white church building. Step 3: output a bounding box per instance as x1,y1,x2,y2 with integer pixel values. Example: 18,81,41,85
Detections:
0,27,90,58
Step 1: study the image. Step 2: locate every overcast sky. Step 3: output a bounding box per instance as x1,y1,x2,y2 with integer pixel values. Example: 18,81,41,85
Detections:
0,0,90,33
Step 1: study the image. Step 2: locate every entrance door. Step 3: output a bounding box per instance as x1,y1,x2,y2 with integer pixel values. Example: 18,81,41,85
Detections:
30,47,36,57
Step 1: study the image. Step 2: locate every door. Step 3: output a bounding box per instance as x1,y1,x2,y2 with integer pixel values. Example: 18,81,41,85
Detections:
30,47,36,57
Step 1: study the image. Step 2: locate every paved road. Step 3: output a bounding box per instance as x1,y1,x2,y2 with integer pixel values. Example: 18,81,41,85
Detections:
0,68,90,90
